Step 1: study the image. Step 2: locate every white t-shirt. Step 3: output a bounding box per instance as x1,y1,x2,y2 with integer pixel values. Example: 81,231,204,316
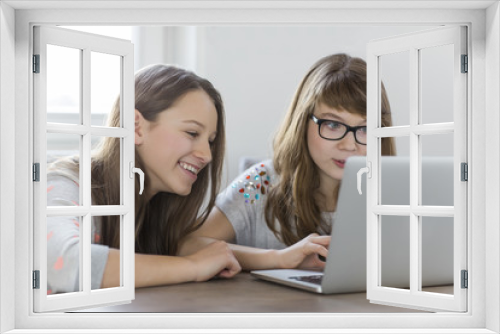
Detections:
46,173,109,294
215,160,335,250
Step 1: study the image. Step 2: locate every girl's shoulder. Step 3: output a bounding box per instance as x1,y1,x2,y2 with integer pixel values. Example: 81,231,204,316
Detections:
47,156,80,182
229,159,276,205
46,172,80,207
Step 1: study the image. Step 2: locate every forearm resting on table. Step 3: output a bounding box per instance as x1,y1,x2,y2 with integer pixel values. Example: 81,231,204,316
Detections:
178,235,217,256
101,248,199,288
179,236,282,271
230,244,282,271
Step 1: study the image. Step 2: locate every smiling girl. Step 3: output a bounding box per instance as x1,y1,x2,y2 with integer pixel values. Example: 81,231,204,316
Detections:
178,53,394,270
46,65,240,293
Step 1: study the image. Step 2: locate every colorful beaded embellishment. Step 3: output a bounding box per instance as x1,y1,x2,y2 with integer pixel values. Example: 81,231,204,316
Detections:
231,163,271,204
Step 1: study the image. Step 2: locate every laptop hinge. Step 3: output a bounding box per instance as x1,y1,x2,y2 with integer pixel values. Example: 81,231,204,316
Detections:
461,163,468,182
461,270,468,289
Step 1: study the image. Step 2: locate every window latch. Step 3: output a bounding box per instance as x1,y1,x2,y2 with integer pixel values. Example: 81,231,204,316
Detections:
357,161,371,195
129,162,144,195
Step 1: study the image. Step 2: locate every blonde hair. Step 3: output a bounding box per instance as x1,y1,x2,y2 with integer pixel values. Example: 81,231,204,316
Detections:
265,53,394,246
51,64,225,256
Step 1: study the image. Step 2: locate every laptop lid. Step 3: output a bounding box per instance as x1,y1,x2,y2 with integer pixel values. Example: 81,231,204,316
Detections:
321,156,454,293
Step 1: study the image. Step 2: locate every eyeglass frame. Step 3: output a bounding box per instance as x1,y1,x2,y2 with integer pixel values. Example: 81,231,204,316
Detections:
310,115,367,145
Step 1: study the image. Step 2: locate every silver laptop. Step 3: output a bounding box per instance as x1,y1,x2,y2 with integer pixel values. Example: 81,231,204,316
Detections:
251,156,454,294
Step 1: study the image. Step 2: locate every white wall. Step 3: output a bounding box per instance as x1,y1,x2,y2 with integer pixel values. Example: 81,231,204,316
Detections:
68,25,452,188
191,25,441,186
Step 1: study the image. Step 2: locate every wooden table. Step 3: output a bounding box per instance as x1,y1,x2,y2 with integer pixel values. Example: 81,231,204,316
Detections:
80,273,440,313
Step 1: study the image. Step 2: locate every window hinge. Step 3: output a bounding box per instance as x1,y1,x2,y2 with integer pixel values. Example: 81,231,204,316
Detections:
461,54,468,73
461,270,468,289
33,163,40,182
461,162,468,182
33,270,40,289
33,54,40,73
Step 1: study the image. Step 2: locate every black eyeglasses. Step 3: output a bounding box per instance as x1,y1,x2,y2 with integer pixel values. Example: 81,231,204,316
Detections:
310,115,367,145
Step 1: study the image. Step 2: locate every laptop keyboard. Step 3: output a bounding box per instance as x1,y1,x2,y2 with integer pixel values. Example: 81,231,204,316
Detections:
289,274,323,285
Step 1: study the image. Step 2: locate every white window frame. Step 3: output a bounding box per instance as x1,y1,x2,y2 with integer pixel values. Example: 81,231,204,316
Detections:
32,25,136,312
366,26,468,312
1,1,499,333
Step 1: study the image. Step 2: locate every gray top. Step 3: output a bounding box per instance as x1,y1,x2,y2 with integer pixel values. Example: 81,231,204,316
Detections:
46,173,109,294
215,160,335,250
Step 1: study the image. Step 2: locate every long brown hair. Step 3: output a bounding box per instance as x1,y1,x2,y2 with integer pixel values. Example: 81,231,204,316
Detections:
53,64,225,256
265,53,394,246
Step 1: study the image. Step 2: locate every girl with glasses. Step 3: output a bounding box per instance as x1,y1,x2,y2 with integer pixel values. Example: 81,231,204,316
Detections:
179,54,394,270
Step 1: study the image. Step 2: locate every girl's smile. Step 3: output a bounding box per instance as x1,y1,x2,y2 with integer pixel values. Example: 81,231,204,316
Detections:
135,89,218,198
178,161,201,181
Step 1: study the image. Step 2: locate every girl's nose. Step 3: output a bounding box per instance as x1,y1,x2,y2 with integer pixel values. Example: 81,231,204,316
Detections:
195,140,213,164
337,131,357,151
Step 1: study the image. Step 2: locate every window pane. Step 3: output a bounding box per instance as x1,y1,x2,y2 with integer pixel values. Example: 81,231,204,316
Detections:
379,51,410,127
91,136,122,206
47,132,81,207
381,136,409,205
421,132,454,157
421,133,454,206
420,44,454,124
421,217,454,295
92,215,121,290
380,215,410,290
91,52,121,127
47,216,82,295
47,44,81,125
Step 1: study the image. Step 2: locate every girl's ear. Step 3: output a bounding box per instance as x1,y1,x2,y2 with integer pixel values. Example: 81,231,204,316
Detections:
135,109,146,145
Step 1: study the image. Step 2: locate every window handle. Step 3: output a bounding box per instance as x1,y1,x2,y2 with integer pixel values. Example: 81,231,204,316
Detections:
129,162,145,195
357,161,371,195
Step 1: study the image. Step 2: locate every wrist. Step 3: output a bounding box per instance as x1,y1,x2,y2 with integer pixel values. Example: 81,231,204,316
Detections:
273,249,286,269
183,255,200,282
